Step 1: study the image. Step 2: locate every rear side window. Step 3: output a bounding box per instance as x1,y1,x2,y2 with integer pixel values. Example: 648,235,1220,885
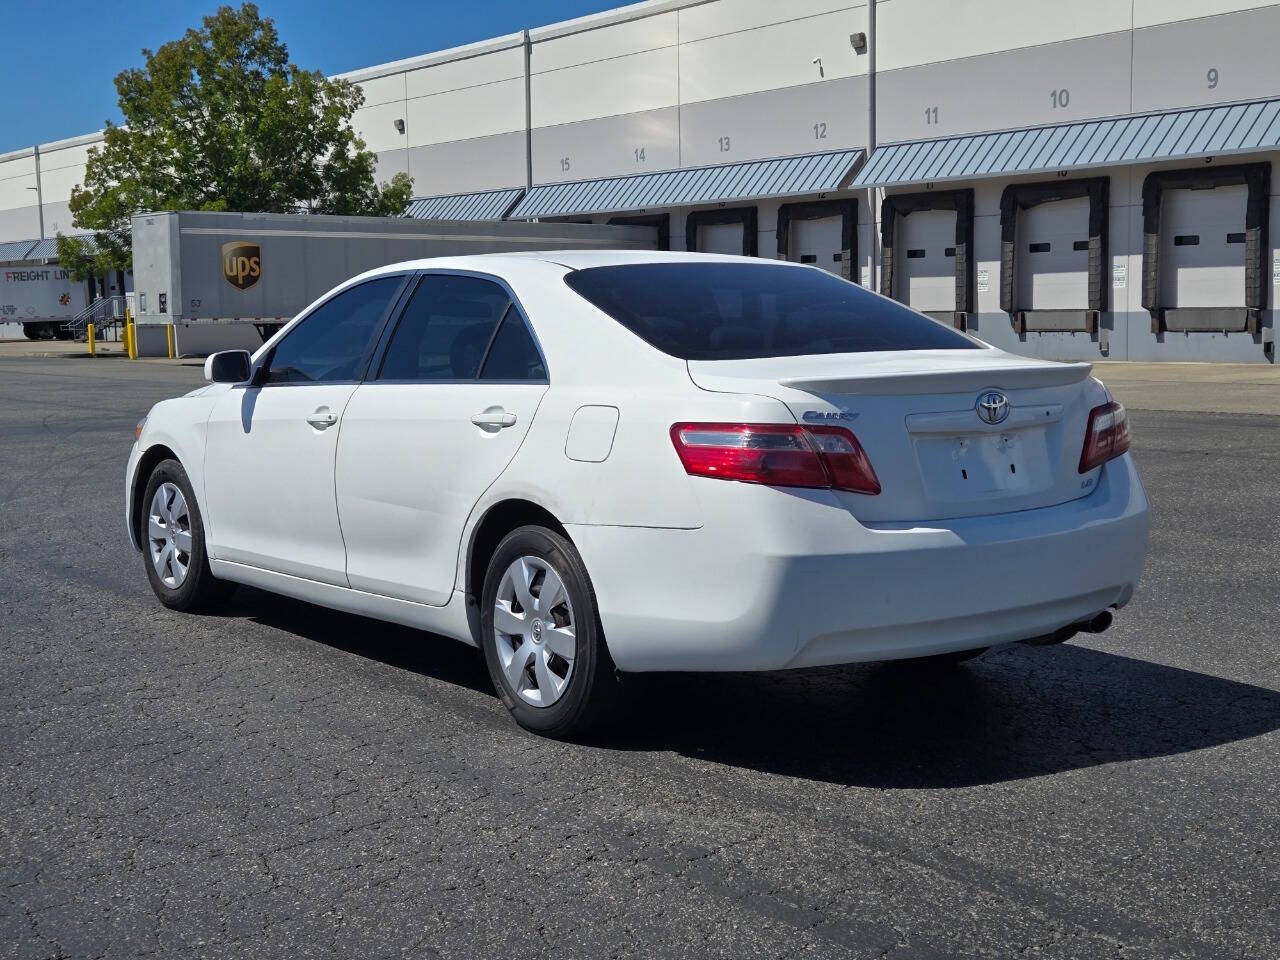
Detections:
378,275,511,381
563,262,979,360
265,276,404,383
479,313,546,380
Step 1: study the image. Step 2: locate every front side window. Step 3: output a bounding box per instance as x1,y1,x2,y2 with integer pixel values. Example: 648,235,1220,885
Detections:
378,275,542,381
264,276,404,384
564,262,980,361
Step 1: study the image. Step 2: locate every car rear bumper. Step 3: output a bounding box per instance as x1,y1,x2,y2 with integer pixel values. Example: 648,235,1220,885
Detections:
568,453,1149,672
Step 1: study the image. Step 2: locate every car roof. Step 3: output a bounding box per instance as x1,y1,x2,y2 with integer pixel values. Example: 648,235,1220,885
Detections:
356,248,810,277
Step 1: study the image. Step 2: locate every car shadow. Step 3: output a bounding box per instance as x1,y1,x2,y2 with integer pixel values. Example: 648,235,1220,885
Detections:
219,586,494,696
215,588,1280,789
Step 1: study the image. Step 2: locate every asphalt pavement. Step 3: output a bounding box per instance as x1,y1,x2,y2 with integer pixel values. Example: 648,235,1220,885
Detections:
1,354,1277,959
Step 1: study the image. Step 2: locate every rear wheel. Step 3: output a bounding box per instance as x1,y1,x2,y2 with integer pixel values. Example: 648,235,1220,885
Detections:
479,525,620,737
140,459,235,612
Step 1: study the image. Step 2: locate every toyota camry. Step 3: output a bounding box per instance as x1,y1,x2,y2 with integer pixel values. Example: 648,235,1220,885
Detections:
126,251,1150,736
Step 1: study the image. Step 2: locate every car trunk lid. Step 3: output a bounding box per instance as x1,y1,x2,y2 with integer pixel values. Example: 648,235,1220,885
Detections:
687,349,1101,523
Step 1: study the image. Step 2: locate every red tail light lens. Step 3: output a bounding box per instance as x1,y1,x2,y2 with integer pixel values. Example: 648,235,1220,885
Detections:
804,425,882,495
1078,400,1130,473
670,422,880,495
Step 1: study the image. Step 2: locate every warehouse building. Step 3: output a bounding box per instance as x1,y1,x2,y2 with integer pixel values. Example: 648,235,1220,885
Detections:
2,0,1278,361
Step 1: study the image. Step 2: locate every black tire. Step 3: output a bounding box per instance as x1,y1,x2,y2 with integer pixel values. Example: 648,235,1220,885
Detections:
140,459,235,612
479,525,621,738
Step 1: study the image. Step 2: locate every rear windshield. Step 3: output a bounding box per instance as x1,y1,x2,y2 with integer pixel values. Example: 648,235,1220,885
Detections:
563,262,979,361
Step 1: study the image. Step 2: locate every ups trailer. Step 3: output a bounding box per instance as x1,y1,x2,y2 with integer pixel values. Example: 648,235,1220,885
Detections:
129,210,656,357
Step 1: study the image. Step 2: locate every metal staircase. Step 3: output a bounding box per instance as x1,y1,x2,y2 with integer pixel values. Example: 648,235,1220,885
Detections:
62,296,126,341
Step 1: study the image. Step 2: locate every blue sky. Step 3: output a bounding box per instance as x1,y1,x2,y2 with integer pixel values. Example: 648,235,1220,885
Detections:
0,0,623,153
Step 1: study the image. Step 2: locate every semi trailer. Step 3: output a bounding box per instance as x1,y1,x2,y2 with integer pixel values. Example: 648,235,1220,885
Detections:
0,264,88,340
130,210,655,357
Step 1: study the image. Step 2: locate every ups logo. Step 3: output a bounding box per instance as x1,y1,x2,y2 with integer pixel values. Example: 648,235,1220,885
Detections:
221,242,261,290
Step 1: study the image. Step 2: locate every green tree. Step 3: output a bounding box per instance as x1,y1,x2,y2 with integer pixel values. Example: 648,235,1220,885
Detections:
58,2,413,276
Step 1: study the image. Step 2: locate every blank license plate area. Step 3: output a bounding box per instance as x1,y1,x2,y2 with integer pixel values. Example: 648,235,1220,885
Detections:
913,428,1054,502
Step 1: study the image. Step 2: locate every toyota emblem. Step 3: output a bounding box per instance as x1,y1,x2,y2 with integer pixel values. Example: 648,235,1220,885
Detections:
975,391,1010,425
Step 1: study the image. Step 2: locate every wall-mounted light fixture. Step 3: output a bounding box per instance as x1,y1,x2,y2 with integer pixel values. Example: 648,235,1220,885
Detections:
850,32,867,53
393,118,406,134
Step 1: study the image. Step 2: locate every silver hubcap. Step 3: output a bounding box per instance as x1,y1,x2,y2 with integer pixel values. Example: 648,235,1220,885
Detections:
493,556,576,707
148,482,192,589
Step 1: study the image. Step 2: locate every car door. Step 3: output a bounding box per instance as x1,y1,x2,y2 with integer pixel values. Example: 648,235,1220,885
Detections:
336,273,549,605
203,274,408,585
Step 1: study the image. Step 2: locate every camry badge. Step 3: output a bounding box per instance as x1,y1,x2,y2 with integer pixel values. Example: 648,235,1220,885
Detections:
802,410,855,422
975,391,1010,425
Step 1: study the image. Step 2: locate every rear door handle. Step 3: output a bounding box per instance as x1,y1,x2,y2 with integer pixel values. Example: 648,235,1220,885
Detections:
306,408,338,429
471,408,517,429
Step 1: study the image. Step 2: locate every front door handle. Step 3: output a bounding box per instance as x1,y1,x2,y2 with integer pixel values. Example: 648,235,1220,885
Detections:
307,407,338,429
471,408,517,429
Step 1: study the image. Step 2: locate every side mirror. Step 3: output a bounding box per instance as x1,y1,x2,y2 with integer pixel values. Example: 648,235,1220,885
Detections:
204,350,253,384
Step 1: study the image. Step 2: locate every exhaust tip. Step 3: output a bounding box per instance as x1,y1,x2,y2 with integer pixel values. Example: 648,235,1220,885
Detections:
1079,610,1113,634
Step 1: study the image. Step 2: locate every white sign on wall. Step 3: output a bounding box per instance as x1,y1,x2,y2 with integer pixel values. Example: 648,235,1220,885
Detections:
976,268,989,293
1113,263,1127,288
1272,255,1280,285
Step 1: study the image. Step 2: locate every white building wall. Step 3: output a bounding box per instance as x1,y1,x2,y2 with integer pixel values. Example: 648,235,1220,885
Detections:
0,150,41,243
4,0,1280,362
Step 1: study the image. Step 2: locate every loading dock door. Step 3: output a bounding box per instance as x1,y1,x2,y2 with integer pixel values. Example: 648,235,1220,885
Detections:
699,221,747,255
1017,196,1090,311
1141,162,1269,336
1159,184,1248,310
791,216,844,275
898,209,957,318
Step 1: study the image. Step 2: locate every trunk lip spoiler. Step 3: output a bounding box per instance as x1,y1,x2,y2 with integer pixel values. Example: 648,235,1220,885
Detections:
775,362,1093,396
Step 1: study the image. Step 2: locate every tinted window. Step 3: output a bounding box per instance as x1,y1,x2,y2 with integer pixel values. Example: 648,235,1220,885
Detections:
479,313,546,381
378,275,510,381
265,276,403,383
564,262,979,360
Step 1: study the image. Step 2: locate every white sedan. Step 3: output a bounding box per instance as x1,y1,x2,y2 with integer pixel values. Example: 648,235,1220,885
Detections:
126,251,1149,736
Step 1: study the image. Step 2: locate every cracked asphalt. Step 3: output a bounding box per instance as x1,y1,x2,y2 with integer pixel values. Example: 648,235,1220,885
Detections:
1,354,1277,959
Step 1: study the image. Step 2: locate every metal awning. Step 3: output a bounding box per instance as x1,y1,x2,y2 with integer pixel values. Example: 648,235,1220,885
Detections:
0,239,38,262
24,238,65,260
853,97,1280,189
0,235,98,264
404,187,524,221
510,149,864,220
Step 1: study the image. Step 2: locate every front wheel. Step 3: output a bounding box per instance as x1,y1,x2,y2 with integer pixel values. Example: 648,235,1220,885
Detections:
479,525,621,737
140,459,235,612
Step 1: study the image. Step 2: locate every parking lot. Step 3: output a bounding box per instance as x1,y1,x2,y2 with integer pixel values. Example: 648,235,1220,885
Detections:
1,351,1277,959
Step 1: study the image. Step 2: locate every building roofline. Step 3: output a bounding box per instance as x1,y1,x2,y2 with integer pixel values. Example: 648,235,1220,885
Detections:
334,33,526,84
333,0,718,85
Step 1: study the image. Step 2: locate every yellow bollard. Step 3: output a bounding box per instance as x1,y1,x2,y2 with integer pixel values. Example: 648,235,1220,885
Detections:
166,323,176,359
126,322,138,360
87,322,96,356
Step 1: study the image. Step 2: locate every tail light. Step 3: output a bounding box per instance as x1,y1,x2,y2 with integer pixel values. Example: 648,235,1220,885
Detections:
1078,400,1130,473
670,422,880,495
